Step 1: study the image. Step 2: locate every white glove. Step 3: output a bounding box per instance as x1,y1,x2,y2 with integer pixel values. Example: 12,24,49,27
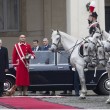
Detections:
31,56,34,59
72,68,75,71
14,67,17,71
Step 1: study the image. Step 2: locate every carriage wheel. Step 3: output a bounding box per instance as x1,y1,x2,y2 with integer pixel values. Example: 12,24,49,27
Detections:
4,77,15,91
93,87,102,95
98,75,110,95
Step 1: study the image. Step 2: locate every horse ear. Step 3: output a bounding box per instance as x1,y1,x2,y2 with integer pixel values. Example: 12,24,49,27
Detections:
52,29,54,32
95,27,100,33
57,30,60,34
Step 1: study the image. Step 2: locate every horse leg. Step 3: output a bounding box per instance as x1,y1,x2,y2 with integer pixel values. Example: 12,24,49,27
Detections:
76,65,87,99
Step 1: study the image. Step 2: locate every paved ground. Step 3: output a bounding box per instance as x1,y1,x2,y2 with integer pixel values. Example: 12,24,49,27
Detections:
37,90,110,109
0,90,110,109
41,95,110,109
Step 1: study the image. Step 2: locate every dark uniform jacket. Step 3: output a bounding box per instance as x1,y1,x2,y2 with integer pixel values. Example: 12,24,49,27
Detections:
0,46,9,82
32,46,41,51
89,21,101,37
41,45,51,51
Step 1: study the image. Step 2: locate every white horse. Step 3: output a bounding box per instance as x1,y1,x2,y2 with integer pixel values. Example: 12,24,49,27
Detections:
83,28,102,67
97,36,110,104
97,30,110,66
83,29,110,104
102,30,110,40
50,30,101,99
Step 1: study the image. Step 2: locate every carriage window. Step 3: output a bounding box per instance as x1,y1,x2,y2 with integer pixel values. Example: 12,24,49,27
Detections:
30,51,55,65
0,0,19,32
57,51,69,64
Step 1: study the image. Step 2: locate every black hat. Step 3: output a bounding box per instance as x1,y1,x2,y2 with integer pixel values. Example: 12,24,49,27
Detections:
91,12,98,18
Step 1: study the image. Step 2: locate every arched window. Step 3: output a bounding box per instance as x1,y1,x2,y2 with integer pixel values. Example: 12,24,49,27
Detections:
0,0,19,32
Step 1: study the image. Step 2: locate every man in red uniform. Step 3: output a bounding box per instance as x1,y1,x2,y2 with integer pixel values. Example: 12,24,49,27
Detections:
12,35,35,96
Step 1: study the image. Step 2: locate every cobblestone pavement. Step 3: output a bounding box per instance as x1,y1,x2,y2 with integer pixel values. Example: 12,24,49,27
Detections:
38,91,110,109
0,90,110,109
41,95,110,109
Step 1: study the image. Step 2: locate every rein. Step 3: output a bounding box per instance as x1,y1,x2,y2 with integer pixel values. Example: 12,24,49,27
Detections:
53,32,83,60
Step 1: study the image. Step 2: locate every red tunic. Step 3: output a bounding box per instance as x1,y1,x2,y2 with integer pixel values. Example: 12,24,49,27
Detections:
12,42,35,86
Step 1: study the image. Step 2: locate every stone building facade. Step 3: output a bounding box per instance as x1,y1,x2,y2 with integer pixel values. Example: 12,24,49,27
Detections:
0,0,109,58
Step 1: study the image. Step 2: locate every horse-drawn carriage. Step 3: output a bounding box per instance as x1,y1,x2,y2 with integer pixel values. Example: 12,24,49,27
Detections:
50,29,110,103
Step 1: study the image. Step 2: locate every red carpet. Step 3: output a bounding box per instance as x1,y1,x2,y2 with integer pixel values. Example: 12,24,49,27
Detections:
0,97,78,109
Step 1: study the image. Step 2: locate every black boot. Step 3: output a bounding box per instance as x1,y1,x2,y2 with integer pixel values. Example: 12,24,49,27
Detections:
68,90,72,95
43,91,50,95
50,91,55,96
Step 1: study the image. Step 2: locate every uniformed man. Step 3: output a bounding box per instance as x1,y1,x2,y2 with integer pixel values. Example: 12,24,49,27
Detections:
88,12,101,37
12,35,35,96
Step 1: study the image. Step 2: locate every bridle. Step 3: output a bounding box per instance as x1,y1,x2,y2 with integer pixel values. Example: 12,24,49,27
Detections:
97,41,106,63
52,32,61,50
83,32,102,65
52,31,80,53
51,31,82,60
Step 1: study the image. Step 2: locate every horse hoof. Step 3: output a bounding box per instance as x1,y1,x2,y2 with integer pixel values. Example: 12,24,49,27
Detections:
79,96,86,99
106,99,110,104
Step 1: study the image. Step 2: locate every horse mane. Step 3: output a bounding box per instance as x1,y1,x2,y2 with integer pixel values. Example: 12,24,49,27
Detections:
59,31,78,44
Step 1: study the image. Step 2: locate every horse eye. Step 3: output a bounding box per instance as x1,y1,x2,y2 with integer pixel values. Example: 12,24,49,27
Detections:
96,36,99,38
56,38,59,40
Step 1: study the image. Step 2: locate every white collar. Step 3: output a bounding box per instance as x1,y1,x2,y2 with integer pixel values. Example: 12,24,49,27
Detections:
88,21,98,29
44,45,48,47
18,42,26,45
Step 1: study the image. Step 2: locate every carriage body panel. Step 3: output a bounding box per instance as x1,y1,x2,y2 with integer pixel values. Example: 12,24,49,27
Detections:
6,51,109,95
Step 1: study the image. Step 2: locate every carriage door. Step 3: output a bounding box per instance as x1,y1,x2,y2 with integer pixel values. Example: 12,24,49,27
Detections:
105,6,110,32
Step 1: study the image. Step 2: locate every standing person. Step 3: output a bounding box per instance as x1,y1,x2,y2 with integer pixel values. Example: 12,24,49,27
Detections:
12,35,35,96
73,68,80,96
0,39,9,97
31,39,41,94
88,12,101,37
32,40,41,51
41,38,55,95
41,38,51,50
60,69,80,96
87,12,101,66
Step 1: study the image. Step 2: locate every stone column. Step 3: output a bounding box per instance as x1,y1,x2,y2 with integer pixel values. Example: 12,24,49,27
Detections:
66,0,79,37
44,0,66,41
98,0,105,30
19,0,27,32
43,0,52,40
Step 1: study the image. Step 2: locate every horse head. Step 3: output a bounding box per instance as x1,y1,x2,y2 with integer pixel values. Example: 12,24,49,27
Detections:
83,38,91,63
97,40,106,67
49,30,61,52
83,28,102,66
87,27,101,51
100,30,110,52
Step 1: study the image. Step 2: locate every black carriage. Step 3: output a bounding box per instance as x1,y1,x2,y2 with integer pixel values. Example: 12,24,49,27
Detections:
5,51,109,95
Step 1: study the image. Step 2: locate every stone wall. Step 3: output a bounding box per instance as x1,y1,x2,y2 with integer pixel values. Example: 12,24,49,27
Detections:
0,0,66,58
